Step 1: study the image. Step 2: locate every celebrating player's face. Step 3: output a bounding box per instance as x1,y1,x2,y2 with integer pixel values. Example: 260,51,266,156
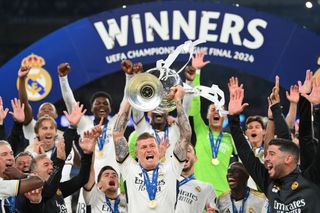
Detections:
98,169,119,193
37,103,57,119
0,144,14,177
207,104,224,128
183,144,196,172
227,163,249,190
36,120,57,151
34,157,53,181
16,155,32,173
150,112,168,126
245,121,265,148
91,96,111,119
265,145,287,179
136,138,160,170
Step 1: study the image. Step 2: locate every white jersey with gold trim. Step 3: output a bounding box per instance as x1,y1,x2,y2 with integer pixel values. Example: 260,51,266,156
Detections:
175,177,218,213
217,189,266,213
120,156,183,213
83,184,127,213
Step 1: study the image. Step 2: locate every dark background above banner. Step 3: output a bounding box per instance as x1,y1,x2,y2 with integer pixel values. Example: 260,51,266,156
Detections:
0,1,319,132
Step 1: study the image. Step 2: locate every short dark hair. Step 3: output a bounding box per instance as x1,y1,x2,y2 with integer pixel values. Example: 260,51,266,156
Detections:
90,91,112,106
269,138,300,163
246,115,265,129
15,151,33,161
97,165,118,182
228,162,249,181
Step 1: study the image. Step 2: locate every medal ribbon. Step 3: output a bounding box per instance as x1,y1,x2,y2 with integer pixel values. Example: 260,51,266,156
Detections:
230,187,250,213
97,124,108,151
105,196,120,213
209,131,223,159
178,173,195,187
140,163,160,201
153,127,169,145
257,144,264,154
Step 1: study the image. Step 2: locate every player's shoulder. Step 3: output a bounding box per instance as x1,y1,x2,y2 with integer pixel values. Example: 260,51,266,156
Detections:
250,188,266,199
218,190,231,200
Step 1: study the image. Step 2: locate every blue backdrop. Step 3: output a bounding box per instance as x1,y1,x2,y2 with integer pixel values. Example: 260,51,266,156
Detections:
0,1,320,129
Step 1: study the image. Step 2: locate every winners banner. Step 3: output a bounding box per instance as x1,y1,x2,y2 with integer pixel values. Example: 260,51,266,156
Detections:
1,1,320,111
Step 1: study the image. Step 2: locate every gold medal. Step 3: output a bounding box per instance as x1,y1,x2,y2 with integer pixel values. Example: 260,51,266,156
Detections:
211,158,219,166
148,200,157,209
98,150,104,158
291,181,299,190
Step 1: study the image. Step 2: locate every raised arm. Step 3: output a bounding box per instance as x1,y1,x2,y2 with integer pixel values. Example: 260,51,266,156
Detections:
41,102,86,198
2,166,44,195
58,63,75,114
298,75,320,172
264,76,291,151
60,127,97,197
285,85,299,129
41,139,66,199
270,77,291,140
183,65,196,115
122,60,147,130
227,77,270,193
19,176,44,194
173,85,192,162
62,102,87,156
18,66,33,125
0,96,9,139
58,63,93,134
188,51,210,117
264,98,275,147
82,124,102,190
113,99,131,163
7,98,27,155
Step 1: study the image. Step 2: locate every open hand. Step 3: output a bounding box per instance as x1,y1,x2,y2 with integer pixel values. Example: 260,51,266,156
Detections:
63,102,87,126
228,88,248,115
192,51,210,69
286,84,299,104
0,96,9,124
9,98,25,123
303,77,320,105
25,187,43,204
298,69,313,95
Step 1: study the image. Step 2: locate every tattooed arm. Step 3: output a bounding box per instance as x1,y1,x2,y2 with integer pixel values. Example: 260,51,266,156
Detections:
113,99,131,163
173,86,192,162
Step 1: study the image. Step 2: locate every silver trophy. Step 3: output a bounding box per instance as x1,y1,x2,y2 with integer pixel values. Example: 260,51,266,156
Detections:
126,39,228,115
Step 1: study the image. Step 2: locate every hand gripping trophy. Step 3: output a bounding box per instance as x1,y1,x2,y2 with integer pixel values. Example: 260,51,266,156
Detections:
126,39,228,116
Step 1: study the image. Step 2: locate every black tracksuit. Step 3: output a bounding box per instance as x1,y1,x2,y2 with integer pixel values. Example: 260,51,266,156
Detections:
228,113,320,212
16,128,92,213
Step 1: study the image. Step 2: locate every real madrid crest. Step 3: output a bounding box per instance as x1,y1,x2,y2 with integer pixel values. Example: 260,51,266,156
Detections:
291,181,299,190
16,53,52,101
248,207,255,213
56,188,62,196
